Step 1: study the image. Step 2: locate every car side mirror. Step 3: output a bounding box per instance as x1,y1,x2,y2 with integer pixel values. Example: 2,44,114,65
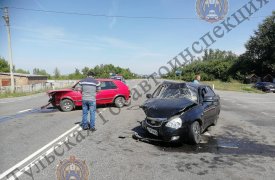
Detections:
146,94,152,99
203,96,214,102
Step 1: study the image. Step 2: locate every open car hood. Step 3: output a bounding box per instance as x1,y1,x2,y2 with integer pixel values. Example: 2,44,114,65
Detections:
140,98,196,119
47,89,73,94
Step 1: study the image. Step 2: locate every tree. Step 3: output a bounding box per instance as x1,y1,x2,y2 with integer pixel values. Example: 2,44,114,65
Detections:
33,68,49,76
82,67,90,76
0,57,10,72
53,67,61,79
16,68,30,74
236,11,275,77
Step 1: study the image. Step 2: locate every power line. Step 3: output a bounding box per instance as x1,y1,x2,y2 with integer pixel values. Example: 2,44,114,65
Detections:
4,6,268,21
7,7,199,20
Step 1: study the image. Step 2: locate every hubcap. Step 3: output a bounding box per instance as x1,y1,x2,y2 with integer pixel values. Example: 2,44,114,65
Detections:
117,97,124,106
64,102,71,110
193,123,200,141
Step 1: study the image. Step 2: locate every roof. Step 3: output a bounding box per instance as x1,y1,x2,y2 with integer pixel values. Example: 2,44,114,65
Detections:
246,74,259,79
0,72,48,78
161,81,205,89
263,74,273,78
96,78,119,82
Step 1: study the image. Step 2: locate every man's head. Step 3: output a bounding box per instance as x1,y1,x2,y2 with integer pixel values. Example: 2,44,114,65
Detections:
87,71,95,78
195,74,201,81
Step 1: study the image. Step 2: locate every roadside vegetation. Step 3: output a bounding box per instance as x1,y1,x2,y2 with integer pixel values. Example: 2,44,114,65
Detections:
0,91,44,99
203,81,263,93
166,12,275,83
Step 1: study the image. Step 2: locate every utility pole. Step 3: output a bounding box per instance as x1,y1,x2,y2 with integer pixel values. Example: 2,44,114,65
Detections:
2,7,15,93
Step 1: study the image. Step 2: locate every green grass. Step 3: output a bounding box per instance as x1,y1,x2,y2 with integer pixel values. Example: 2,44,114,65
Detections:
203,80,263,93
0,86,72,99
0,91,45,99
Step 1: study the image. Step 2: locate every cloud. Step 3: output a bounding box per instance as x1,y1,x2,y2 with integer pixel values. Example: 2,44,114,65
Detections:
94,36,142,50
108,0,119,29
12,25,65,39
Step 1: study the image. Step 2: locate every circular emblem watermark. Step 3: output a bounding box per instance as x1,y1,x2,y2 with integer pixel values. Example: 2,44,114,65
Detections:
196,0,229,23
56,155,89,180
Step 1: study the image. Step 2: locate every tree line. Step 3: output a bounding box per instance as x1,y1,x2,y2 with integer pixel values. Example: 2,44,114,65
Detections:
166,11,275,82
0,59,137,80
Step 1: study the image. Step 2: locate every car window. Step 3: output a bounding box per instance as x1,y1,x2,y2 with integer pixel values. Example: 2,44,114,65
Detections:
73,82,81,89
152,85,165,98
204,86,215,97
100,81,117,90
154,84,198,102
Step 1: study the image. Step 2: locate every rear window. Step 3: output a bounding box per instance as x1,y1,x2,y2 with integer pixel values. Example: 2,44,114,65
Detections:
100,81,117,90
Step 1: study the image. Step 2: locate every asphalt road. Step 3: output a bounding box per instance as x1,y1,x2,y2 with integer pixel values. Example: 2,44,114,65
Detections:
0,79,275,180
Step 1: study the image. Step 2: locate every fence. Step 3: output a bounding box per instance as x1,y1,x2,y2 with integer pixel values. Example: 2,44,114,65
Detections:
0,80,78,94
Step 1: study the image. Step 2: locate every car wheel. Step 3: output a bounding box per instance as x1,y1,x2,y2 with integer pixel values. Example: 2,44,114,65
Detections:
189,121,201,144
114,96,125,108
60,99,74,112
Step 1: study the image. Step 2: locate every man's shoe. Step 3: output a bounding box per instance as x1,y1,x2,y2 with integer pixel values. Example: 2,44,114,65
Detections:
90,127,97,132
82,126,89,130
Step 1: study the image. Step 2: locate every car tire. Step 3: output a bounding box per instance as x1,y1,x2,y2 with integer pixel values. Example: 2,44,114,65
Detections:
114,96,125,108
189,121,201,144
60,99,74,112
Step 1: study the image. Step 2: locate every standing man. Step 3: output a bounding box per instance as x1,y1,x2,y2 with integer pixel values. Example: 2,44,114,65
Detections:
79,72,100,131
193,74,201,84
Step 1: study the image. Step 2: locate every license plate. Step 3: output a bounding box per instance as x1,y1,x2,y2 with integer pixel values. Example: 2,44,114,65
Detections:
147,127,158,136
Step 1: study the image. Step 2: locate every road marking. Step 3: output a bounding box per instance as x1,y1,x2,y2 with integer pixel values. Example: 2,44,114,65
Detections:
0,107,107,180
0,125,80,180
261,112,275,118
11,127,82,180
247,102,275,104
17,109,33,114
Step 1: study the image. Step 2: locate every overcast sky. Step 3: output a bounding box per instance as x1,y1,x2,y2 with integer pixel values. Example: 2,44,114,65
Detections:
0,0,274,75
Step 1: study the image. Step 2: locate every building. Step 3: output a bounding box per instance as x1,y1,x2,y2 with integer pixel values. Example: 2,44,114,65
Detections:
244,74,260,84
0,73,48,86
263,74,274,83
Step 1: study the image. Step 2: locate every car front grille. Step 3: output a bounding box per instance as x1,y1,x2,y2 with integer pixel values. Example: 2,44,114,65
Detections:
146,117,167,127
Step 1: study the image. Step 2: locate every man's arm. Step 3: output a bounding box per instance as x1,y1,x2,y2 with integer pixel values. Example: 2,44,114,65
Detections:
96,81,101,92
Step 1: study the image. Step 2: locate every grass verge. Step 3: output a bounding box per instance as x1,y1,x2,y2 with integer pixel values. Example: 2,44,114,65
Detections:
0,90,45,99
203,80,263,93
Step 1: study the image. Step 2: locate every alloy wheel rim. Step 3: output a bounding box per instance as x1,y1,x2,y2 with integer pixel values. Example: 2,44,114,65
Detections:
193,123,200,141
64,102,71,110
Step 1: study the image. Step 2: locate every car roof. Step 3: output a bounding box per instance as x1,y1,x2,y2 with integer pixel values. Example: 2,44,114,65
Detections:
96,78,118,82
161,81,207,89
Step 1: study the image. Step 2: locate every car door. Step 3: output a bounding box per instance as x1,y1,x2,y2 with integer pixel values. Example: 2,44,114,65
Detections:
201,86,218,128
96,81,118,104
71,82,82,106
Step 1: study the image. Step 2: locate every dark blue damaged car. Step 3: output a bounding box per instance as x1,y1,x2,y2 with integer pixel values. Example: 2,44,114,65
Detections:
140,81,220,144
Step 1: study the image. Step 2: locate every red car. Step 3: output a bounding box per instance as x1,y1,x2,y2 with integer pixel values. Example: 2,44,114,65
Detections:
47,79,131,112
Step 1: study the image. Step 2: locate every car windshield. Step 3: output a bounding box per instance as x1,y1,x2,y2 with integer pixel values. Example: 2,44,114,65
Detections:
153,84,198,102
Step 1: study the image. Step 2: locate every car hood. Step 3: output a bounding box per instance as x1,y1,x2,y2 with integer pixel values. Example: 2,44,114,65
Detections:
47,89,73,94
140,98,196,119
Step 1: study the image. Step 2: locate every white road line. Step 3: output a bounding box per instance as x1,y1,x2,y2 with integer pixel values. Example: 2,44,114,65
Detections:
0,125,80,180
17,109,33,114
0,101,15,104
0,107,107,180
248,102,275,104
261,112,275,118
12,127,82,180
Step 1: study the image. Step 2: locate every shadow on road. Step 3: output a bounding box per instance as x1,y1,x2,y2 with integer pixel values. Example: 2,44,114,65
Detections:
132,125,275,157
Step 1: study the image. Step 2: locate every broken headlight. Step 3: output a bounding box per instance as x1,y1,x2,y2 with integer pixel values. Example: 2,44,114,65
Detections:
165,117,182,129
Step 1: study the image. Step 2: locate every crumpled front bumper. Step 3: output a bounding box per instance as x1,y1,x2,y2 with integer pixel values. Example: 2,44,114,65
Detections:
141,119,189,142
